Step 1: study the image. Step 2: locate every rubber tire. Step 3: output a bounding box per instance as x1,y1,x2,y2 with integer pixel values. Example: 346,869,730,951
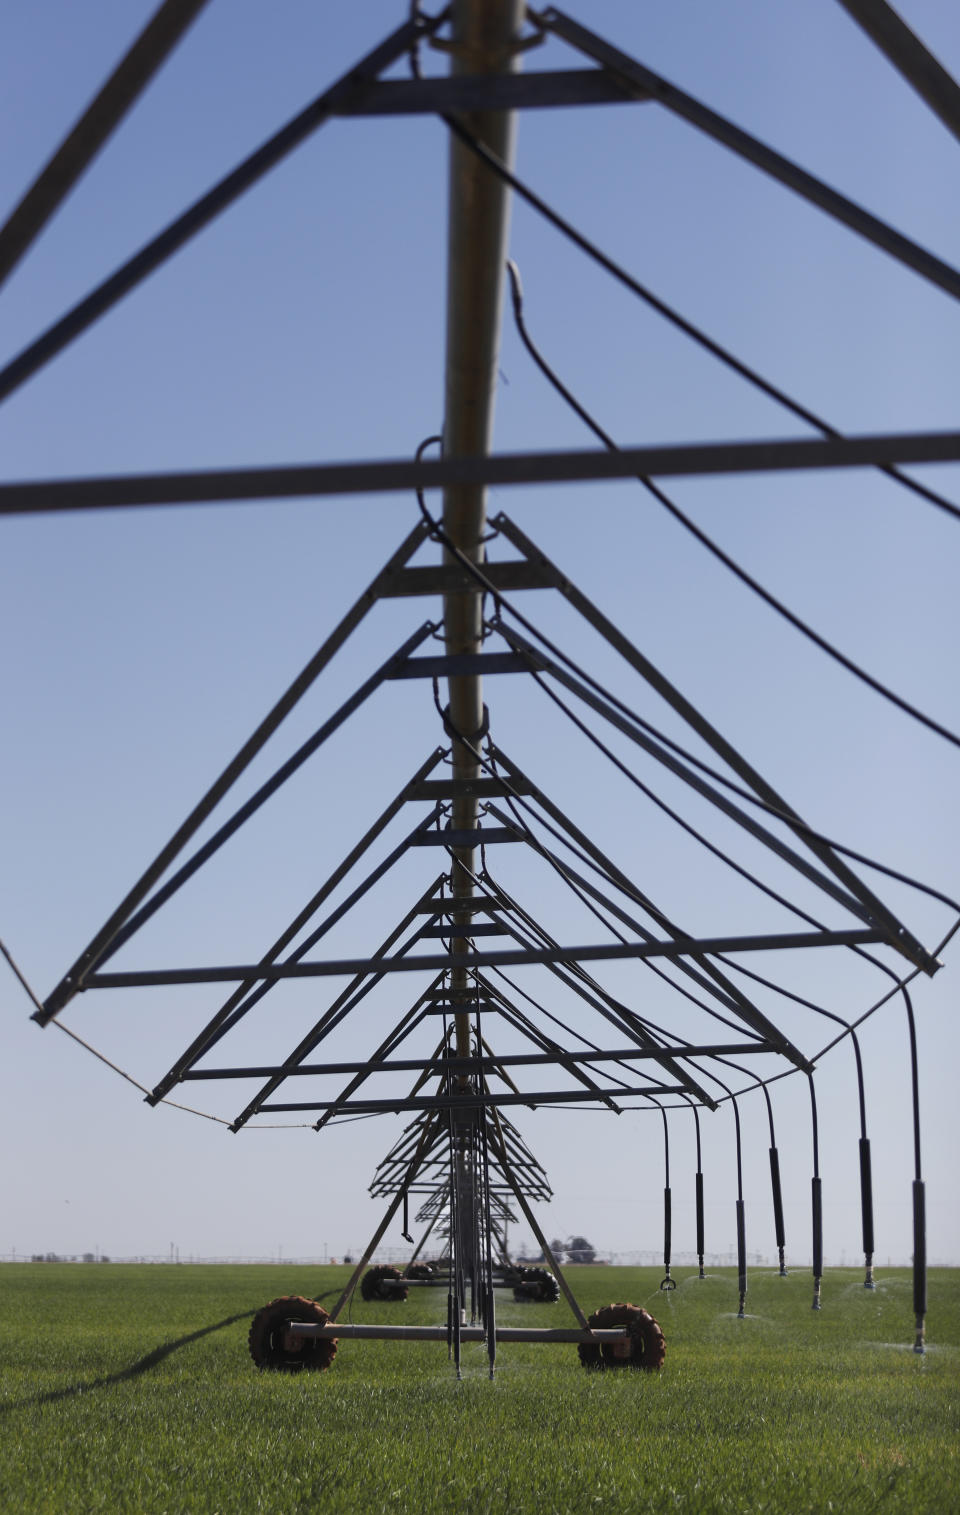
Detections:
406,1263,434,1281
360,1264,409,1302
577,1302,666,1372
512,1266,560,1304
248,1296,337,1372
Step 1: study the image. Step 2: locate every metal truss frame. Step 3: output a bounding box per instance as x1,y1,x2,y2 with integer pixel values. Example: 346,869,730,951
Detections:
5,0,958,1372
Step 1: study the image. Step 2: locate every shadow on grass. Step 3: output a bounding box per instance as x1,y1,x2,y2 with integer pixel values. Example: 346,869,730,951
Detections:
1,1309,256,1415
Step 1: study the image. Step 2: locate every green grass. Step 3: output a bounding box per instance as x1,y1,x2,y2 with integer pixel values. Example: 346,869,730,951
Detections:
1,1264,957,1514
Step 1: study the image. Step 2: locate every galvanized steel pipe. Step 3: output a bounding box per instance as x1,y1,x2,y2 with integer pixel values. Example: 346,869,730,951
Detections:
441,0,525,1064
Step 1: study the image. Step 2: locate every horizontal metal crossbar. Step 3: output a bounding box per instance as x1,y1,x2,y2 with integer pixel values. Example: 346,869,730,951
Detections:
420,1005,499,1018
86,928,890,987
422,986,501,998
376,561,559,596
406,778,534,800
288,1324,631,1343
4,429,960,514
413,897,507,912
389,652,533,678
258,1084,685,1114
378,1277,524,1289
420,922,509,937
409,828,522,847
181,1042,772,1080
331,70,647,114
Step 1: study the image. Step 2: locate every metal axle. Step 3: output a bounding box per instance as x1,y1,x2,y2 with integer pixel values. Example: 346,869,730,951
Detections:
287,1323,628,1344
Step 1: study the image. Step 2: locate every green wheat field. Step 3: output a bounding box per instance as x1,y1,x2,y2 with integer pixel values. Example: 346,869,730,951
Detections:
1,1263,957,1514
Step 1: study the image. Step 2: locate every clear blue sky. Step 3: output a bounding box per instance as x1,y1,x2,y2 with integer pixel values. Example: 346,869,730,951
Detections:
1,1,958,1274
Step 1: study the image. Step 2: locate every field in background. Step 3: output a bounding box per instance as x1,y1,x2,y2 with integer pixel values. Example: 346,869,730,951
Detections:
1,1263,957,1514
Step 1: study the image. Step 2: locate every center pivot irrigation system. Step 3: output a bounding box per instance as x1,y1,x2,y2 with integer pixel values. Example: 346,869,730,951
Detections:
4,0,960,1377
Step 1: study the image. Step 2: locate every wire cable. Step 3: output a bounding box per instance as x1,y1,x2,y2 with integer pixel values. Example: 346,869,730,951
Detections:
428,624,930,1081
440,112,960,526
499,623,960,920
506,260,960,752
512,650,855,935
1,935,232,1125
411,438,960,923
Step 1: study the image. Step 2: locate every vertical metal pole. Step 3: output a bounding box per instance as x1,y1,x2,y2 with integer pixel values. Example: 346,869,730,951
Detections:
912,1179,927,1354
769,1146,788,1276
406,1210,440,1270
441,0,525,1067
858,1136,876,1289
761,1082,787,1276
692,1105,705,1279
811,1176,823,1311
809,1074,823,1311
735,1200,747,1320
660,1108,675,1290
662,1185,673,1283
902,988,927,1354
401,1188,413,1244
480,1107,497,1378
438,4,525,1342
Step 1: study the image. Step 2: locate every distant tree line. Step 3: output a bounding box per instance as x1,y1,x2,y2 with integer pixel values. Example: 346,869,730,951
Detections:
29,1253,111,1263
521,1235,598,1265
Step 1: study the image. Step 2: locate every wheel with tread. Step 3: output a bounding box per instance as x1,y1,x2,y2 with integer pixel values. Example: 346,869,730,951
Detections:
512,1265,560,1303
405,1262,434,1281
248,1295,337,1372
360,1264,409,1302
577,1302,665,1372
